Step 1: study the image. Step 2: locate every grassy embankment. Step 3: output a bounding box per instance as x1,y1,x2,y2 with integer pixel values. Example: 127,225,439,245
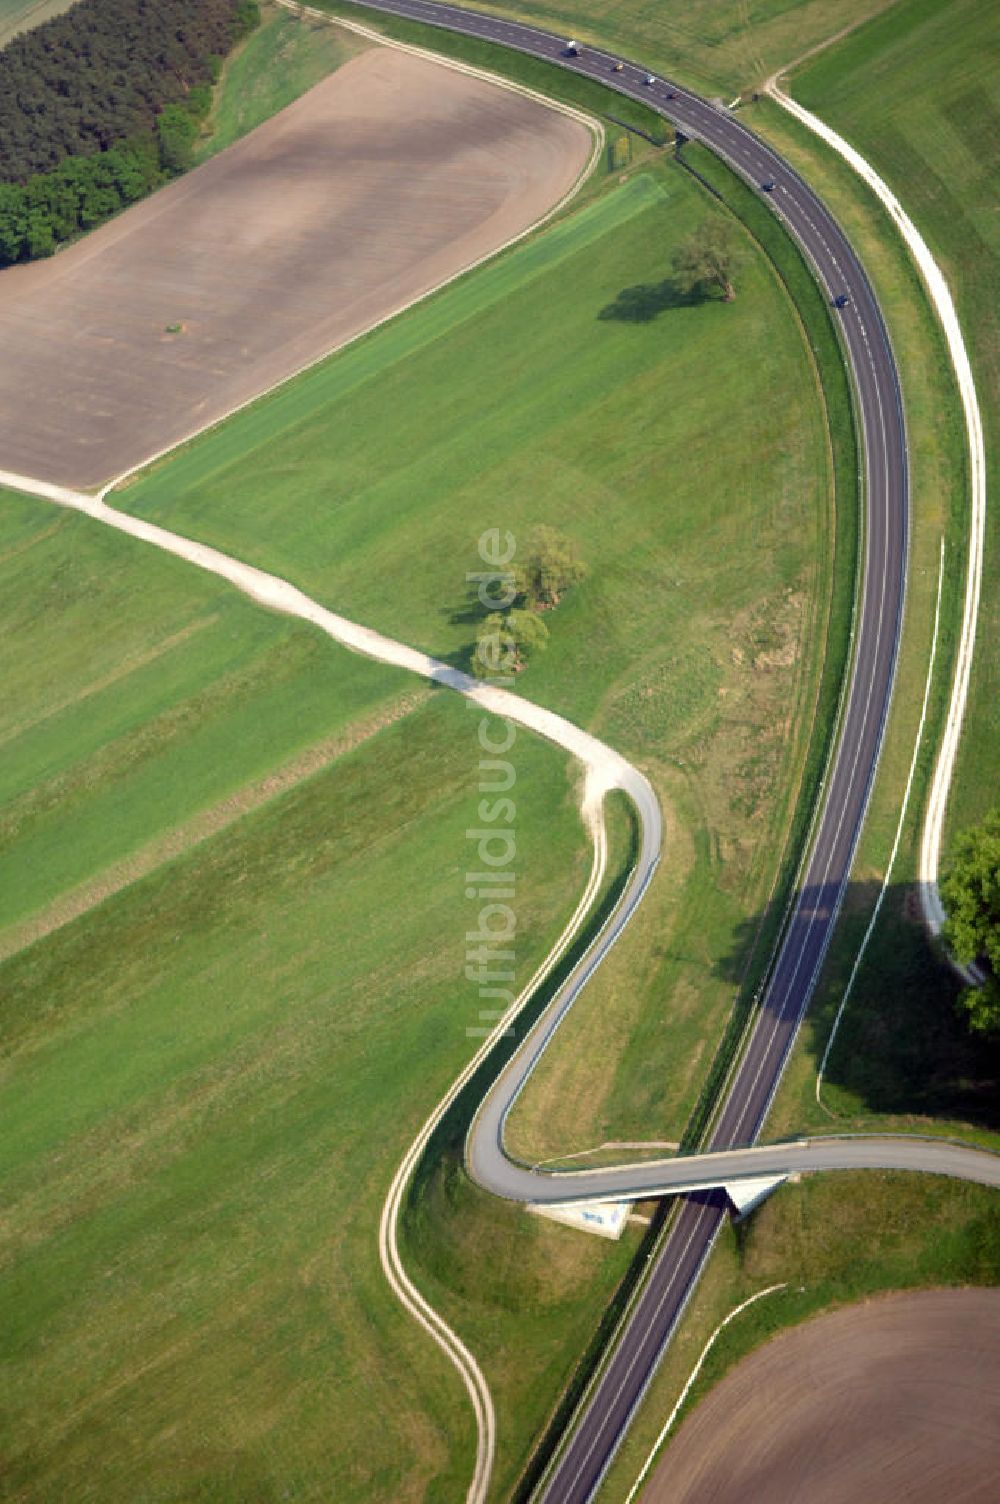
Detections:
1,492,636,1500
791,0,998,843
745,0,1000,1140
117,160,834,1173
195,3,371,163
508,137,859,1166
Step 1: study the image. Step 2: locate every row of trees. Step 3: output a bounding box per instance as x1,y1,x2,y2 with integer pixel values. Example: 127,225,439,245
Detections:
0,0,258,183
472,527,587,678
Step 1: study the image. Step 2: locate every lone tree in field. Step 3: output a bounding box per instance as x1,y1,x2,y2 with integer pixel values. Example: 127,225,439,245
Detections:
467,527,583,678
473,610,549,678
516,526,588,609
672,220,739,301
941,807,1000,1036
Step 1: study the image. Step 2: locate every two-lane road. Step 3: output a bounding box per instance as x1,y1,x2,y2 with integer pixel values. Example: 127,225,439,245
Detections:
351,2,911,1498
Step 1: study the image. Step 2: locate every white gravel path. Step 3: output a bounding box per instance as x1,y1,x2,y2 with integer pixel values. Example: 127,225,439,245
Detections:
769,83,987,977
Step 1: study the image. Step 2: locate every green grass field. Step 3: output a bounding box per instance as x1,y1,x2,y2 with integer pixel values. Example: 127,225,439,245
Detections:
600,1170,1000,1501
1,498,638,1498
116,159,834,1158
738,0,1000,1137
791,0,999,844
196,4,371,163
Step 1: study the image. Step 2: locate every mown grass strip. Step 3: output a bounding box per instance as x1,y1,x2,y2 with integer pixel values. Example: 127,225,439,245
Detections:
786,0,997,843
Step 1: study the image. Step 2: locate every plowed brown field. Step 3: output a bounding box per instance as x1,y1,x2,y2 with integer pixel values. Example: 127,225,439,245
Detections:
0,45,591,489
644,1287,1000,1503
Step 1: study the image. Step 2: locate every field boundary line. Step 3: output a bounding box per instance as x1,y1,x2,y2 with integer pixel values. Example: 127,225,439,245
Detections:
815,539,945,1113
622,1282,789,1504
83,5,602,501
1,466,652,1504
765,2,898,85
768,81,986,985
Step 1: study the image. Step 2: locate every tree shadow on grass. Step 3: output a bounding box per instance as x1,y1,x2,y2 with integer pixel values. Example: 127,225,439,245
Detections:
597,277,704,323
710,877,1000,1129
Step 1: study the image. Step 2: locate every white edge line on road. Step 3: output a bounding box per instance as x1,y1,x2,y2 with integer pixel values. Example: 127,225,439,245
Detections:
86,1,604,501
621,1283,788,1504
768,83,986,986
815,538,945,1112
0,468,634,1504
2,51,982,1503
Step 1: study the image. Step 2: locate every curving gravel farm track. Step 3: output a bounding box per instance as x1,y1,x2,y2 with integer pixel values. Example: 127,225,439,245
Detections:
0,44,593,489
642,1287,1000,1504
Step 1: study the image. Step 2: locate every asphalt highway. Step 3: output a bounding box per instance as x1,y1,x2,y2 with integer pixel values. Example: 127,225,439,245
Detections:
345,3,948,1498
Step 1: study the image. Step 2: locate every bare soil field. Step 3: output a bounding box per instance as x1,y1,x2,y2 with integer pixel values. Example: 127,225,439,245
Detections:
645,1287,1000,1503
0,45,591,489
